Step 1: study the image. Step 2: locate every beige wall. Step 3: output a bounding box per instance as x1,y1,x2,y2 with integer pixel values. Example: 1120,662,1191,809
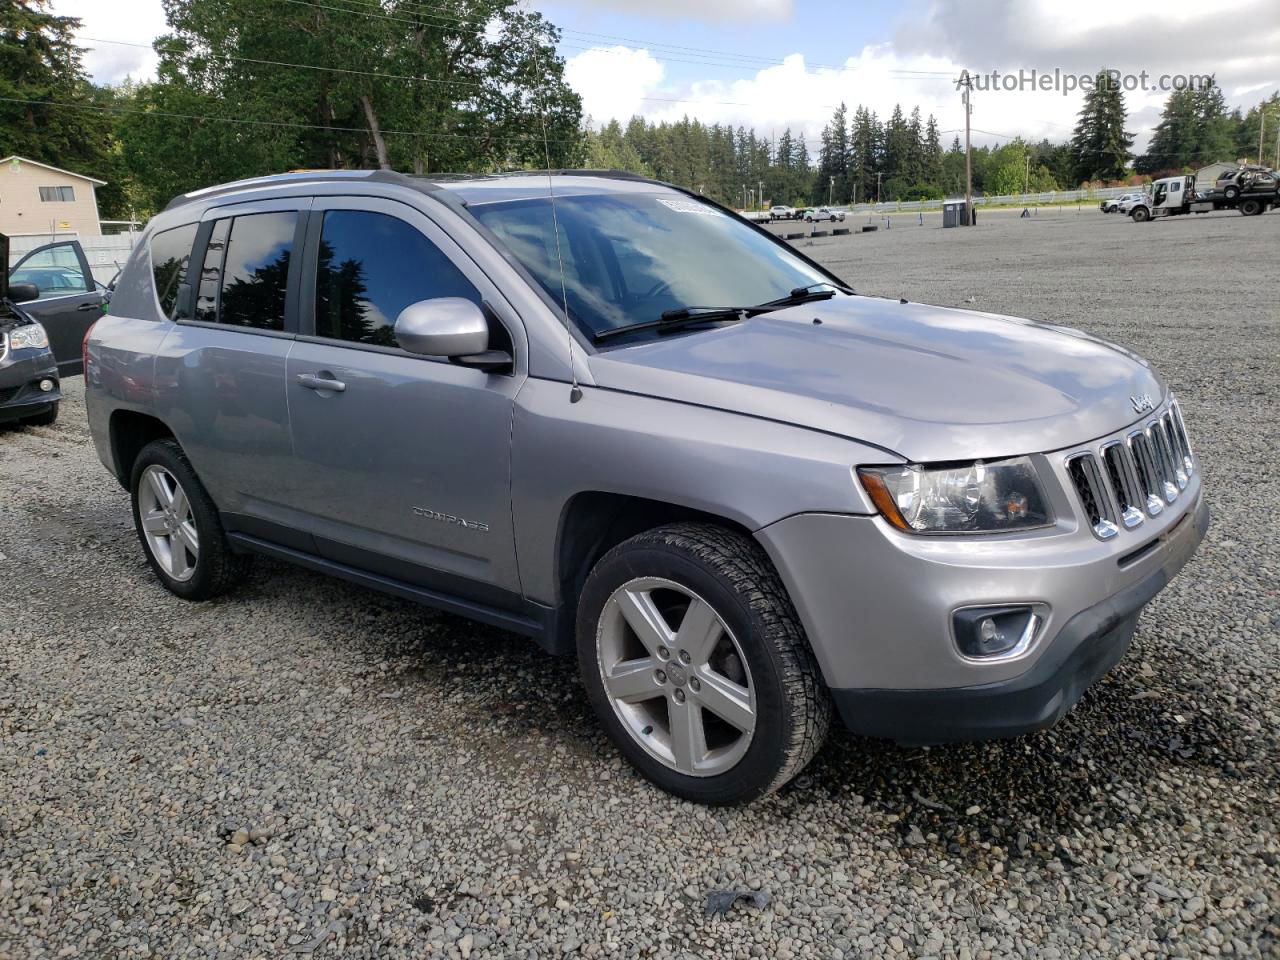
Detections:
0,160,102,238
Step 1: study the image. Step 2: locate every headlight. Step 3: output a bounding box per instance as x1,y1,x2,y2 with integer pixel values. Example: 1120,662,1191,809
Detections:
858,457,1052,534
8,323,49,351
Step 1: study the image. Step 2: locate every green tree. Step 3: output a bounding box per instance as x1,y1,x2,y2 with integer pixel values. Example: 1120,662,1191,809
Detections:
1071,69,1133,182
0,0,134,216
116,0,582,212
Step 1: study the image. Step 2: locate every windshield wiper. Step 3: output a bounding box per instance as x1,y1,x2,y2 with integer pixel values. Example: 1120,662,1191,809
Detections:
750,282,855,311
593,306,747,342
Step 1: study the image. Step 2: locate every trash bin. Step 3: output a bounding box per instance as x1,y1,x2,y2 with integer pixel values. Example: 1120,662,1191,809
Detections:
943,200,971,228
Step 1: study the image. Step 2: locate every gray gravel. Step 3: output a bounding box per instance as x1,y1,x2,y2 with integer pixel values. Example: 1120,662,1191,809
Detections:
2,208,1278,959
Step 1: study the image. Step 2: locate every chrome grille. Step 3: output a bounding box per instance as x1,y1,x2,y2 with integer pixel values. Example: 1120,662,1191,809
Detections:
1101,442,1144,529
1067,454,1118,539
1066,399,1195,540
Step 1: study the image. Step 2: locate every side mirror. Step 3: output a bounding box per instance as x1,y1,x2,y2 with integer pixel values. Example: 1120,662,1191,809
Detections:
395,297,489,357
8,282,39,304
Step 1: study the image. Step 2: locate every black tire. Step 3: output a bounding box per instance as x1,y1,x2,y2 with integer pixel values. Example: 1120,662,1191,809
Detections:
1223,185,1240,200
129,438,248,601
1240,199,1262,216
22,402,58,427
1131,206,1150,222
576,522,831,804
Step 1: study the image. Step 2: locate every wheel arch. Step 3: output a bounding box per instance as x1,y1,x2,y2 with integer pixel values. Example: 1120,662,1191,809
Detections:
549,491,760,653
109,409,175,488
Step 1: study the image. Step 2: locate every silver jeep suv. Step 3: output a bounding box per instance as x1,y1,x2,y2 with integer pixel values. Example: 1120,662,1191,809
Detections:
86,170,1207,804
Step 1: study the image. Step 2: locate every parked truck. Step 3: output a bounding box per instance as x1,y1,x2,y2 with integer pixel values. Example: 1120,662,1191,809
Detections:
1129,174,1278,221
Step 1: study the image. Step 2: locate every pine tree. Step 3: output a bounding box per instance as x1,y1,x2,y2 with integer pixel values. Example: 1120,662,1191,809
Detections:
1070,69,1133,182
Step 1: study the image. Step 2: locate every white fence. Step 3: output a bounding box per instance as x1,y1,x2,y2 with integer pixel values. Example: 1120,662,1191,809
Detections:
741,186,1137,219
849,186,1133,215
7,232,139,285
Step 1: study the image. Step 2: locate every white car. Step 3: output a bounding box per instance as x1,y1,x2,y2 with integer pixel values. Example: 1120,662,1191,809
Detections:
803,207,845,223
1101,193,1143,213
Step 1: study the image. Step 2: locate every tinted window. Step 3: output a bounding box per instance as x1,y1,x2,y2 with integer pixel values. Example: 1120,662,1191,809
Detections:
10,242,90,299
315,211,480,346
150,223,197,318
217,212,296,330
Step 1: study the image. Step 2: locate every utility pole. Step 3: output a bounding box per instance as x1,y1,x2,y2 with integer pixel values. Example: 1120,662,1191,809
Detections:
876,171,883,204
1259,110,1266,165
1024,151,1030,196
960,70,974,225
758,180,764,209
829,176,834,205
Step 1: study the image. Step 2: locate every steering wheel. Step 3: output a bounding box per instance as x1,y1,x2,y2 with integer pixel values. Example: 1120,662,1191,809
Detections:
642,279,672,300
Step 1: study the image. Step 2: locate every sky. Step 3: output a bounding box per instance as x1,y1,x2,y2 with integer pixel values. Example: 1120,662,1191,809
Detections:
55,0,1280,153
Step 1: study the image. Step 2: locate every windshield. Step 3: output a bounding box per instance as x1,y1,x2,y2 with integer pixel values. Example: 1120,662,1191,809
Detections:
468,192,833,340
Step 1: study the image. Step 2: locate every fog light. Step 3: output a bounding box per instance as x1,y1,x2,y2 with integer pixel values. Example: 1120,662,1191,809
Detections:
953,606,1041,660
39,379,55,392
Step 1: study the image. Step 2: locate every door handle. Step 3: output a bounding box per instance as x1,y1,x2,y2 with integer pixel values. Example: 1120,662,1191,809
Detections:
77,302,99,311
297,373,347,393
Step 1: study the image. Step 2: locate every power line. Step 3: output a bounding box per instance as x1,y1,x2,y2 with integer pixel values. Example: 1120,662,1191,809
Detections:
75,35,856,114
0,95,580,144
78,36,485,89
273,0,960,78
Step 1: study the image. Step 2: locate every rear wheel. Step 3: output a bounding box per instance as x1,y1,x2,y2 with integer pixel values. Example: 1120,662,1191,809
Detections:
577,522,830,804
1240,199,1262,216
130,438,247,600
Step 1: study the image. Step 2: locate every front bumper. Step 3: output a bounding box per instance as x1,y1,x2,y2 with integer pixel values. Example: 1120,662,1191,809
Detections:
831,496,1208,743
0,350,60,423
757,480,1208,744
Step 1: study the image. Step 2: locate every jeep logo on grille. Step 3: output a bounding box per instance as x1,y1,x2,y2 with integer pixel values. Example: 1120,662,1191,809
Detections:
1130,393,1155,414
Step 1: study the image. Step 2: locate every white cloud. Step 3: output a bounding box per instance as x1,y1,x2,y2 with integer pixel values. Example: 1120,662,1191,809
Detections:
566,46,667,125
553,0,791,22
566,0,1280,152
53,0,168,85
566,44,1070,148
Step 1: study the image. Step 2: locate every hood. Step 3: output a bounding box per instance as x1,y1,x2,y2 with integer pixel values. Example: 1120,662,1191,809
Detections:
587,296,1165,463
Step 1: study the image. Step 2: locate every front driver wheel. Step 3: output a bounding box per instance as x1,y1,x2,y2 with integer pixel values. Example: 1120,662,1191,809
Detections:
577,522,830,804
1131,206,1150,222
130,438,247,601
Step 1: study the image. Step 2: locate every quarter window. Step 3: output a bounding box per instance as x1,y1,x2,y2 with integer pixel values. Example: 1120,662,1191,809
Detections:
193,212,296,330
149,223,198,318
38,186,75,202
314,210,480,346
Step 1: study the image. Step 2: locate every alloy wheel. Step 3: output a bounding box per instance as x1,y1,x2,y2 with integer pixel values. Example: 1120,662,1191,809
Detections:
138,464,199,582
596,577,756,777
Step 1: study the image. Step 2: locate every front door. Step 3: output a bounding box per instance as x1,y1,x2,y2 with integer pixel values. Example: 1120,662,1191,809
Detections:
9,240,105,376
285,197,526,608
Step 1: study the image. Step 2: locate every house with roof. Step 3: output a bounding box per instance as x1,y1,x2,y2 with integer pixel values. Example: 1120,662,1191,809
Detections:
0,156,107,238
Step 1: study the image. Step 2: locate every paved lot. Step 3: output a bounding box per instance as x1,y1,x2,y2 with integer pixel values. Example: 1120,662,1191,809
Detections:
2,209,1278,959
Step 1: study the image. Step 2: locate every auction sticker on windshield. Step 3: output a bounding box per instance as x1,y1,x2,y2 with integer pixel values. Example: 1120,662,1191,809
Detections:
657,198,723,216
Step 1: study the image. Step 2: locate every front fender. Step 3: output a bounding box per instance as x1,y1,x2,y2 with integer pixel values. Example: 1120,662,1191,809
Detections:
511,378,896,604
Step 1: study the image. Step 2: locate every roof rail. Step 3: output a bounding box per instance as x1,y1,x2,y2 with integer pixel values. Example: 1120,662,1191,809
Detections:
162,169,437,211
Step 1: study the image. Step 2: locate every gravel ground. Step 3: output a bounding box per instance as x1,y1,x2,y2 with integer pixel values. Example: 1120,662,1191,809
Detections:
2,209,1278,960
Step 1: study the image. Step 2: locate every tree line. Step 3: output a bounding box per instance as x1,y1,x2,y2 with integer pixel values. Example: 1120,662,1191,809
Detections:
3,2,1276,221
583,110,1074,208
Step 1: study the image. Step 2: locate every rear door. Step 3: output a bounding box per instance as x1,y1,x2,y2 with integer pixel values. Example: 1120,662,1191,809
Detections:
9,240,105,376
151,198,311,548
